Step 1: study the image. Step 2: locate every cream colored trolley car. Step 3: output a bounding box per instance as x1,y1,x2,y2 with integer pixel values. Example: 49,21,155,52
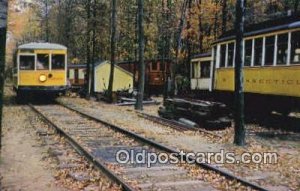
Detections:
13,43,68,99
190,52,213,91
191,17,300,113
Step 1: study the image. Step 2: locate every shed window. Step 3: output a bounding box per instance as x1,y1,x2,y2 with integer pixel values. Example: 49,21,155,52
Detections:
52,54,65,70
290,31,300,64
244,39,252,66
20,55,35,70
151,62,158,70
277,33,288,65
37,54,49,70
228,43,234,67
265,36,275,65
254,38,263,66
220,44,226,67
200,61,211,78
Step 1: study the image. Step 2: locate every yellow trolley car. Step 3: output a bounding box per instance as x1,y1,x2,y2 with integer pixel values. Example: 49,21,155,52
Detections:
211,17,300,113
13,42,68,99
189,17,300,113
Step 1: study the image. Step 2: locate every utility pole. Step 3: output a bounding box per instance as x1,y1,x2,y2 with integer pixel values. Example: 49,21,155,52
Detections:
108,0,117,103
135,0,145,110
0,0,8,149
234,0,246,146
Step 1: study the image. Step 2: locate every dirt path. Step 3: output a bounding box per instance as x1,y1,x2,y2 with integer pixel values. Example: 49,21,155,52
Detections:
0,94,64,190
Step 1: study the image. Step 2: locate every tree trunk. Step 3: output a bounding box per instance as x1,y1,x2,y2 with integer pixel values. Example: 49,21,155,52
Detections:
295,0,300,13
85,0,92,98
234,0,246,146
0,0,8,149
186,0,192,78
161,0,172,100
197,0,203,52
221,0,228,34
108,0,117,103
134,7,138,88
45,0,49,42
213,1,219,40
173,0,188,96
135,0,145,110
91,0,97,96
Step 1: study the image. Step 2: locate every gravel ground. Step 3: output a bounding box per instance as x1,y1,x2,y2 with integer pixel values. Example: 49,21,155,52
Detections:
0,87,120,191
58,96,300,191
0,90,63,190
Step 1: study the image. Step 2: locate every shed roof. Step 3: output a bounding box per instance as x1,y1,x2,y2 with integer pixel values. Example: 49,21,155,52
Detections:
95,60,133,76
68,64,86,69
192,52,212,59
18,42,67,50
117,58,173,65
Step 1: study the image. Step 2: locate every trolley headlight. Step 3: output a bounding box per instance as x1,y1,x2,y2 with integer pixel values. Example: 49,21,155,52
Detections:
39,74,47,82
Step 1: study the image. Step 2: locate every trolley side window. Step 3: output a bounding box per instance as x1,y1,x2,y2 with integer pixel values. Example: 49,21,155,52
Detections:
191,62,197,78
277,33,288,65
52,54,65,70
244,39,252,66
200,61,211,78
265,36,275,66
37,54,49,70
220,44,226,67
19,55,35,70
228,43,234,67
254,38,263,66
290,31,300,64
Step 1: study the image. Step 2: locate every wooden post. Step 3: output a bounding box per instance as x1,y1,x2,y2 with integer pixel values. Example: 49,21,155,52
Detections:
108,0,117,102
234,0,246,146
135,0,145,110
0,0,8,149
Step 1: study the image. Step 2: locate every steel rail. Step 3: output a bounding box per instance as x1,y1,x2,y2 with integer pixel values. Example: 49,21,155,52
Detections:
136,111,222,138
28,104,136,191
59,102,269,191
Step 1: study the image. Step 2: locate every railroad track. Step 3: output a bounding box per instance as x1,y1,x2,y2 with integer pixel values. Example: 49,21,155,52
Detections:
29,103,268,191
136,112,222,138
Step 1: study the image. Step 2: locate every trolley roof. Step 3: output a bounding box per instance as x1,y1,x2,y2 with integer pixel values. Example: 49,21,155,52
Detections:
192,52,212,59
18,42,67,50
214,15,300,44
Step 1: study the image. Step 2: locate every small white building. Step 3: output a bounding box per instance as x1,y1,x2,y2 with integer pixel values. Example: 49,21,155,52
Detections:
94,61,133,92
68,64,86,87
190,53,213,91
